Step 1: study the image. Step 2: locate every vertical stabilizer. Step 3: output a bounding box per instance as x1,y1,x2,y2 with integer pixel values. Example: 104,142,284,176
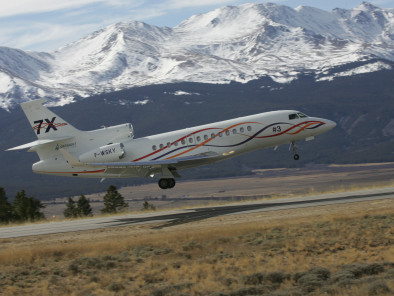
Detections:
21,99,79,139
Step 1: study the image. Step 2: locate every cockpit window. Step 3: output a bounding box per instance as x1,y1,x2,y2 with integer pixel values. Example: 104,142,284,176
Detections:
289,114,299,120
297,112,308,118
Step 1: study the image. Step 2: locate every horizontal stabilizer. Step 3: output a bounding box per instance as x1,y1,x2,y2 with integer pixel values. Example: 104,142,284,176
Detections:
6,137,74,151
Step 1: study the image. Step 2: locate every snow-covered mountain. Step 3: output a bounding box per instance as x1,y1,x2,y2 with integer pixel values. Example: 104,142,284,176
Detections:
1,1,393,110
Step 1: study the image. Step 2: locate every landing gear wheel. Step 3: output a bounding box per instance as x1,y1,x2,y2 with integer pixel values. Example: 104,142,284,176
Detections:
158,178,176,189
168,178,176,189
158,178,169,189
290,141,300,161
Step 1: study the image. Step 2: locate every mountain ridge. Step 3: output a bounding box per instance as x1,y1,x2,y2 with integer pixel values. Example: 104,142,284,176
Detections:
0,1,393,110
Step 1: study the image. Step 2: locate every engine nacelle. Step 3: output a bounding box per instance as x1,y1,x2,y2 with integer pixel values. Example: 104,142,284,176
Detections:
79,143,125,163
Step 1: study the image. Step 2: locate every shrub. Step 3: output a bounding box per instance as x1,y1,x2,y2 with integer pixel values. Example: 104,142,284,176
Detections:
363,263,385,276
152,283,193,296
243,272,265,285
367,281,391,296
294,267,330,293
68,263,79,275
228,286,269,296
266,271,289,284
309,267,330,280
331,270,356,283
342,263,385,278
385,268,394,279
297,273,325,293
108,282,125,292
142,201,156,211
182,241,202,251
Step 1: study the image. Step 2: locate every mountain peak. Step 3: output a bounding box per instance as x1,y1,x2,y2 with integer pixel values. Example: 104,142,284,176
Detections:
358,1,380,11
0,1,393,110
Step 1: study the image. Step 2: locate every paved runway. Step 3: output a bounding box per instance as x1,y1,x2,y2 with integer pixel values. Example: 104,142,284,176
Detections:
1,187,393,239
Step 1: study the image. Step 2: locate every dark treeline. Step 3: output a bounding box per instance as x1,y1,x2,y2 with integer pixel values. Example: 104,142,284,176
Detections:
63,195,93,218
0,185,131,224
0,187,45,224
64,185,129,218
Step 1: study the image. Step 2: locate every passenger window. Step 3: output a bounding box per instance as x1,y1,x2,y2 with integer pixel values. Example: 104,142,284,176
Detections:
204,135,208,140
159,144,164,149
174,141,178,147
233,129,237,134
189,138,193,143
225,130,230,136
196,136,201,142
219,132,223,137
152,145,157,151
167,142,171,148
240,127,244,133
247,126,252,131
211,133,216,138
181,139,186,145
289,114,298,120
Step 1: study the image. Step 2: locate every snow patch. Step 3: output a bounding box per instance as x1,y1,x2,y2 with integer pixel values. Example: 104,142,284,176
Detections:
133,99,150,105
317,62,392,81
173,90,200,96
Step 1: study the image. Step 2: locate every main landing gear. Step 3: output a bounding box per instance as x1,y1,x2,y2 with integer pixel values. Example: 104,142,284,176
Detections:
158,178,176,189
290,141,300,160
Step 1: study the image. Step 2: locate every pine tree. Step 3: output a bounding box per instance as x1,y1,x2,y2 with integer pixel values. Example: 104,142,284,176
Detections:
0,187,13,223
63,197,78,218
13,190,45,222
77,195,93,217
101,185,128,214
26,196,45,221
13,190,29,221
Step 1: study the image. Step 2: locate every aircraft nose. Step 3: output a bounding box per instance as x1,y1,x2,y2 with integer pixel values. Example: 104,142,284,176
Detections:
326,119,337,130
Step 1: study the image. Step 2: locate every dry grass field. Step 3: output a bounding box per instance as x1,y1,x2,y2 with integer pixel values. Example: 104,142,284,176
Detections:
0,197,393,296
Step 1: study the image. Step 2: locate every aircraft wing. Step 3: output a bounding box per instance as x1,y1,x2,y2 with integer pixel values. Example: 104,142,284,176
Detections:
60,148,220,168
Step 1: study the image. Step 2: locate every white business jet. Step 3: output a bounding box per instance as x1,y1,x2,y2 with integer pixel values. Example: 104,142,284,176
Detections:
7,99,336,189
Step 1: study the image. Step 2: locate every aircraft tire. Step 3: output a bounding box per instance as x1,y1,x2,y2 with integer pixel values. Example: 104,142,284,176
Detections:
168,178,176,188
158,178,176,189
158,178,169,189
293,154,300,160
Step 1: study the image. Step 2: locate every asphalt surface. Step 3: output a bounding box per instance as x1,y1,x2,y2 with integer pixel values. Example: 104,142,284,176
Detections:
1,187,393,238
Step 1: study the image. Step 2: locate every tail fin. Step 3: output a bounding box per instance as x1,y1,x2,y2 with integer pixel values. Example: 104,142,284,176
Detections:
21,99,79,139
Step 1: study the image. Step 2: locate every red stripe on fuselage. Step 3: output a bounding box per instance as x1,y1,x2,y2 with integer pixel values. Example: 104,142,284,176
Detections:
34,169,106,174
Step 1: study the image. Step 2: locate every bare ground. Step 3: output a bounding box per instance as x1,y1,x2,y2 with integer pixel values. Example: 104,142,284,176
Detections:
43,162,394,217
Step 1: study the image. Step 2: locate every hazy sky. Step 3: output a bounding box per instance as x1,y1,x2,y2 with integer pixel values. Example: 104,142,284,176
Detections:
0,0,393,52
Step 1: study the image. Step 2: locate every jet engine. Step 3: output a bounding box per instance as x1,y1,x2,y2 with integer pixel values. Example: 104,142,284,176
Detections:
79,143,125,163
